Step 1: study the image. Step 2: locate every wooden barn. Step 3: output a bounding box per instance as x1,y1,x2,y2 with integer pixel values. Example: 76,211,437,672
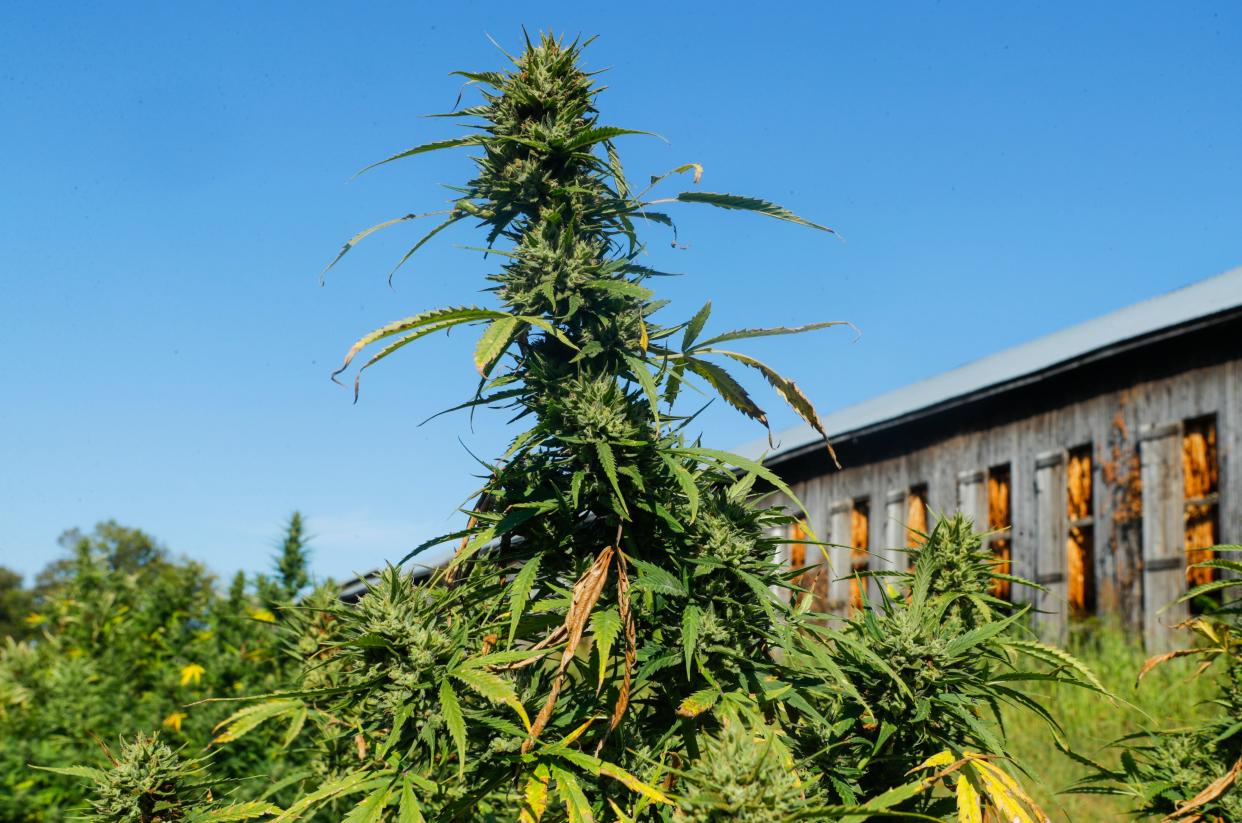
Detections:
743,267,1242,650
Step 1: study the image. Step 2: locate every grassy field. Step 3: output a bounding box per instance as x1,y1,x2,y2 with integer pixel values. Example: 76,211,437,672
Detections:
1002,619,1220,821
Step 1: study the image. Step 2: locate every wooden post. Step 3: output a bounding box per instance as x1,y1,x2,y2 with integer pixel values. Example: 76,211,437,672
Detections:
1139,421,1186,653
957,469,986,530
828,499,853,613
1034,450,1067,644
881,489,907,599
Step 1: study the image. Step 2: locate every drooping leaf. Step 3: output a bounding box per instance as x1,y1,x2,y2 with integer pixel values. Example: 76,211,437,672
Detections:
334,306,508,383
320,211,449,283
681,356,768,427
699,348,838,466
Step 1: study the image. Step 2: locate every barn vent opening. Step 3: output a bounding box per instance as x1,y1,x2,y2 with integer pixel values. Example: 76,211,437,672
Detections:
789,521,819,610
988,464,1012,600
906,484,929,547
849,498,870,612
1067,443,1096,617
1183,415,1219,606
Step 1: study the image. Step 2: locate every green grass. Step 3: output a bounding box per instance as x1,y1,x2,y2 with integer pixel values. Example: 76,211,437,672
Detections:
1001,619,1221,821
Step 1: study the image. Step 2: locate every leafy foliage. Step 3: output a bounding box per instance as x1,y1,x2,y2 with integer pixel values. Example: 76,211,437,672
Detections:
36,732,280,823
1076,548,1242,820
0,565,36,642
0,520,313,821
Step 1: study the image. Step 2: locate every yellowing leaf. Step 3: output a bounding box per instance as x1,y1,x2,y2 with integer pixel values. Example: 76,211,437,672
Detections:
676,687,720,718
248,607,277,623
973,761,1038,823
519,764,551,823
162,712,187,733
955,774,981,823
598,762,672,805
24,612,45,626
180,663,206,686
914,749,955,771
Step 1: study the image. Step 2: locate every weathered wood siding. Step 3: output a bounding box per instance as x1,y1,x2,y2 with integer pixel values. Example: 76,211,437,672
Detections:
773,355,1241,647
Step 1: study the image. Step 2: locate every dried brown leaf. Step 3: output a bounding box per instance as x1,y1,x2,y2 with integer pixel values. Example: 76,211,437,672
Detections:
523,545,614,752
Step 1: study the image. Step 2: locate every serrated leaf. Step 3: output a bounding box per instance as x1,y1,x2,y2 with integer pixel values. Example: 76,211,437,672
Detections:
682,301,712,351
386,213,464,284
595,441,629,518
552,766,594,823
354,136,481,177
452,667,530,731
627,557,686,597
334,307,508,383
31,764,108,782
282,706,308,749
623,355,661,425
563,126,661,151
270,771,378,822
520,764,551,823
659,454,700,523
681,605,702,679
187,801,283,823
591,608,622,690
671,446,803,514
474,316,521,377
508,552,543,646
693,320,848,350
341,786,391,823
700,348,838,466
320,211,446,282
682,356,768,426
398,778,425,823
598,761,672,805
212,700,301,744
674,191,833,233
583,278,653,300
439,679,466,777
676,687,720,718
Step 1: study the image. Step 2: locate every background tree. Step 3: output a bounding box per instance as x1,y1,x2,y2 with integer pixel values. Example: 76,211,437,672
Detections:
0,521,313,822
0,566,36,641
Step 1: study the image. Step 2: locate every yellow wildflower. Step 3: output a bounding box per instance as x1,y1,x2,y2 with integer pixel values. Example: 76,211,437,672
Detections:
248,607,277,623
24,613,45,626
179,663,205,686
162,711,187,732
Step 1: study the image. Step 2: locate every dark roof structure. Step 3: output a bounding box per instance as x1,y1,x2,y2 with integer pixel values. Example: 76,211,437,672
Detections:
739,266,1242,469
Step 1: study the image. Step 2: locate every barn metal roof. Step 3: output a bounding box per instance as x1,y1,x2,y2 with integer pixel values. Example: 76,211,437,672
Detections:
738,265,1242,465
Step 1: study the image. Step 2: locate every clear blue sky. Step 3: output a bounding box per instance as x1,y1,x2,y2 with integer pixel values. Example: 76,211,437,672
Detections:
2,3,1239,585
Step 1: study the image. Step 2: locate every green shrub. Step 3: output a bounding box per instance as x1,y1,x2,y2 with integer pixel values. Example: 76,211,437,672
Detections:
0,520,311,821
1073,549,1242,820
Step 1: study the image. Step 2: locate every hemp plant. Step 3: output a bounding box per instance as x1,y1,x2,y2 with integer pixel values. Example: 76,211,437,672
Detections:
196,32,1103,822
